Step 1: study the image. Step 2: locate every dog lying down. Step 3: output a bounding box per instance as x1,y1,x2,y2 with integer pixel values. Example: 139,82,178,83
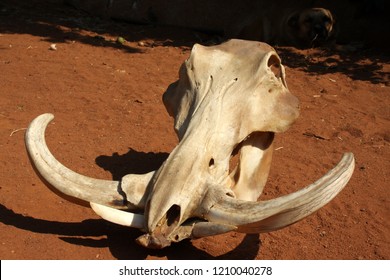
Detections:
229,7,358,50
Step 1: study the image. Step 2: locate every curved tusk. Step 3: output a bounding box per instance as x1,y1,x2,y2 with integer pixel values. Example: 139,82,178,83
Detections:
25,113,149,209
205,153,355,233
90,202,145,229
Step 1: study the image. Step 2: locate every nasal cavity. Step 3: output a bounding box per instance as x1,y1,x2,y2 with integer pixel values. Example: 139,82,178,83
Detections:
267,54,282,79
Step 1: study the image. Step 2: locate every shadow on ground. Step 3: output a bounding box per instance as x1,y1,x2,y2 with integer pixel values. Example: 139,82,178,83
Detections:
277,47,389,85
0,203,261,259
95,149,168,180
0,0,200,53
1,0,388,85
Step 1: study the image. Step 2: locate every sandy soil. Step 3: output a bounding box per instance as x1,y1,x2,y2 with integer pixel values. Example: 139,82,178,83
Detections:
0,1,389,260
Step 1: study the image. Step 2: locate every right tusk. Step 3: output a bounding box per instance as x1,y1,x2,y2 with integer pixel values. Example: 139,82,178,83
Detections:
204,153,355,233
90,202,145,229
25,113,152,210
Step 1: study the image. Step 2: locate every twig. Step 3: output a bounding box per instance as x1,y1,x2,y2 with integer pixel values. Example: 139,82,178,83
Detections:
10,128,27,136
303,132,329,140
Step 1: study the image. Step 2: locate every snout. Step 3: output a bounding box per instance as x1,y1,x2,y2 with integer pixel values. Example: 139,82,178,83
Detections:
280,91,300,121
271,90,300,132
311,24,329,41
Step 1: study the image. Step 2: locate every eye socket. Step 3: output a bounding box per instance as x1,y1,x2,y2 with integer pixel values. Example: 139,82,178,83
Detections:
267,55,282,79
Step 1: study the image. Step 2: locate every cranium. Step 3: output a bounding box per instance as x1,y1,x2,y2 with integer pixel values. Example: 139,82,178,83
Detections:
25,39,354,249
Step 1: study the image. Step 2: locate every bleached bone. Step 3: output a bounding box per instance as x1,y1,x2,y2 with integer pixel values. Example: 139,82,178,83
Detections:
25,39,354,249
25,113,152,211
90,202,144,228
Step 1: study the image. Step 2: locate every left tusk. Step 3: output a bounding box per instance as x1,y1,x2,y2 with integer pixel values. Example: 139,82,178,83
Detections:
204,153,355,233
25,113,154,210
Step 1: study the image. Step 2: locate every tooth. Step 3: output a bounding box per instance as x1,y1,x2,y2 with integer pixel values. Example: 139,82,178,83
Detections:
90,202,145,229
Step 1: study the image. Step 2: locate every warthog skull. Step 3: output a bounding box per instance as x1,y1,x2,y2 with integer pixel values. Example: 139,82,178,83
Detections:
25,39,355,249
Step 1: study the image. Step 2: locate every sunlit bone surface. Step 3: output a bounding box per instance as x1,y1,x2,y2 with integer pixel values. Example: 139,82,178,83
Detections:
25,39,355,249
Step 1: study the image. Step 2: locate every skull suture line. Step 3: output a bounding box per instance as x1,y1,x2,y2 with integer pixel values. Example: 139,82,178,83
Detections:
25,39,355,249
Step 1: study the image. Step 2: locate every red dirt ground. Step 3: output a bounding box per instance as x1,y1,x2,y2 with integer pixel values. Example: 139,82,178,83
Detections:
0,1,389,260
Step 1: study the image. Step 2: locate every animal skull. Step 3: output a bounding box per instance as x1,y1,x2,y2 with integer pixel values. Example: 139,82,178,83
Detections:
25,39,355,249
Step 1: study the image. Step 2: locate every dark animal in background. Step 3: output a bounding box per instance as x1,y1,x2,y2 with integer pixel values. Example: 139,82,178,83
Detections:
285,8,336,48
231,7,337,49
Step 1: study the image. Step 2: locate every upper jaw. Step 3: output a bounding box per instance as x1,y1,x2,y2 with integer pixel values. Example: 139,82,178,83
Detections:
138,129,276,248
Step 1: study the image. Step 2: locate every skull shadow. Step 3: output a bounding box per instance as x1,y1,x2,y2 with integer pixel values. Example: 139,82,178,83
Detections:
95,148,169,180
0,203,261,259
